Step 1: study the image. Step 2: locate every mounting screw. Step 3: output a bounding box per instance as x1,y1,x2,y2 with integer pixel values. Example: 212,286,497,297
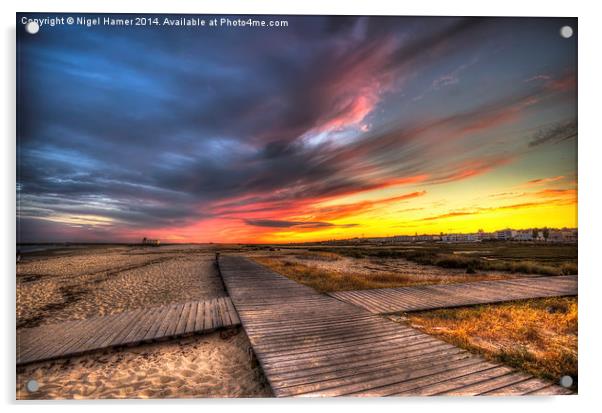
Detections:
25,21,39,35
26,379,39,392
559,375,573,388
560,26,573,39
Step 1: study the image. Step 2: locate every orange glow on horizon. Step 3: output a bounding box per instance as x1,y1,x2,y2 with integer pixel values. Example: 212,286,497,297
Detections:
126,173,577,244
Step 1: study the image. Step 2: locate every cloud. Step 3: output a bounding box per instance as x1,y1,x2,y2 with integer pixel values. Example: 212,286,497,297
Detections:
526,176,565,186
417,198,575,222
488,191,526,199
536,188,577,198
16,15,577,242
311,191,427,221
419,211,476,221
525,74,551,82
414,56,479,100
529,119,577,147
545,72,577,93
244,219,357,229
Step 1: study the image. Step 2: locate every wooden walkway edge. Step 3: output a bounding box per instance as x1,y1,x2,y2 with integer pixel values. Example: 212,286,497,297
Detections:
17,297,240,365
327,275,577,314
218,256,573,397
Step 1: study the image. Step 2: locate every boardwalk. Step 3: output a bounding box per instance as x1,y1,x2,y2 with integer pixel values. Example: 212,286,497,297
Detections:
328,275,577,314
17,297,239,365
219,256,572,397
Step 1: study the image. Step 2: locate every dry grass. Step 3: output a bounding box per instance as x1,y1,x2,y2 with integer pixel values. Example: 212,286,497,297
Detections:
403,297,577,390
292,251,342,261
252,257,412,292
252,254,511,293
319,243,577,276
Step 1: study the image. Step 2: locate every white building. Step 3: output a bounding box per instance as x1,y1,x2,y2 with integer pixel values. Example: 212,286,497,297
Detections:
515,230,533,241
496,229,516,240
441,233,477,243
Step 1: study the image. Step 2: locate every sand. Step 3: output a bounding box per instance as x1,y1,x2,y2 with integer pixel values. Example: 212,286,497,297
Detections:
17,329,272,399
17,248,224,328
16,246,271,399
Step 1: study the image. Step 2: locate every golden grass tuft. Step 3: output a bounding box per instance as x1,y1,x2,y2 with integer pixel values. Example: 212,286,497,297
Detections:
293,251,342,262
252,257,421,292
252,255,512,292
404,297,578,389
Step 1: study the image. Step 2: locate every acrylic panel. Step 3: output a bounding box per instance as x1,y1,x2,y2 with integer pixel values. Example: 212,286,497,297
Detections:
16,13,577,399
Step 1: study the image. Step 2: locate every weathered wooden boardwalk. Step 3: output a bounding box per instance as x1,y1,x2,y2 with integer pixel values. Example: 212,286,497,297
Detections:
219,256,572,397
328,275,577,314
17,297,239,365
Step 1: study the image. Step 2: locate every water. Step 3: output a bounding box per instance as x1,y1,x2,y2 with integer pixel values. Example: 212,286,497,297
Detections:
17,244,76,253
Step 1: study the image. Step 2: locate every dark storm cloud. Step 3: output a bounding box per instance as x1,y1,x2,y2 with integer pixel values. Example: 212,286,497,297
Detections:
529,119,577,147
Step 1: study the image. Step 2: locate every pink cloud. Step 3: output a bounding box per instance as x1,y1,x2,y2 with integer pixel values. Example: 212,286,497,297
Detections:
525,176,565,186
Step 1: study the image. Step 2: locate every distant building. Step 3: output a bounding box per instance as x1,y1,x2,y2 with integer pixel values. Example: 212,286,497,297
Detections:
476,230,496,241
496,229,516,240
548,228,577,243
548,230,563,243
515,230,533,241
142,237,160,246
392,235,414,242
441,233,473,243
562,229,578,243
351,227,576,245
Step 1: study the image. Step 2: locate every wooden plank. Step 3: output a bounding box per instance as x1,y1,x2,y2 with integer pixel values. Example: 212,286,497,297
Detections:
143,304,173,341
194,298,205,331
164,303,186,337
211,298,221,329
174,302,192,336
273,347,468,389
109,308,148,346
123,305,161,344
360,363,502,397
286,356,484,397
18,319,89,362
218,255,571,398
203,300,213,330
226,297,240,324
438,372,531,396
218,297,232,326
16,298,240,365
527,385,574,395
184,301,199,334
79,310,132,353
328,275,578,313
482,378,554,395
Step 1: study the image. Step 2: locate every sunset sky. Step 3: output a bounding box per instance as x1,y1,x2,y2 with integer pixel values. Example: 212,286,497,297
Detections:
17,15,577,243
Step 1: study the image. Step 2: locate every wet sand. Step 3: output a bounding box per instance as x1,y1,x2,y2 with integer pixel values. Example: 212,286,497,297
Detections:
17,329,272,399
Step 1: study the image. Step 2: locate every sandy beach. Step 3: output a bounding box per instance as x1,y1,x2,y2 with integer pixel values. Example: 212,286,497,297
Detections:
17,247,224,328
17,329,271,399
16,244,575,399
16,245,270,399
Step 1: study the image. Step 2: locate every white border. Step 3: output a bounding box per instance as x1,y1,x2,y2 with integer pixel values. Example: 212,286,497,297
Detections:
2,1,601,411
